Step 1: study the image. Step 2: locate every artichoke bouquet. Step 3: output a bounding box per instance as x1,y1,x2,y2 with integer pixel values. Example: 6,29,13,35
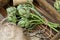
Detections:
6,3,60,32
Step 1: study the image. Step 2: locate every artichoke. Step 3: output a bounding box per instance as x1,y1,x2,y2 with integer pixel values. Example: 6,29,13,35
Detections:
7,15,17,23
54,0,60,12
6,7,17,23
18,18,30,28
6,7,17,15
17,9,30,18
17,4,32,18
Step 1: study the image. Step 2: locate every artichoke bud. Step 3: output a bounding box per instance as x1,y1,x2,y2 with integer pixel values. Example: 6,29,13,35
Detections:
6,7,17,15
17,4,30,18
18,18,30,28
54,0,60,10
7,16,17,23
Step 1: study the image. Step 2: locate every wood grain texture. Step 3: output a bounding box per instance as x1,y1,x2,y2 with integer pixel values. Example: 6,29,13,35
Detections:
36,0,60,22
0,0,9,7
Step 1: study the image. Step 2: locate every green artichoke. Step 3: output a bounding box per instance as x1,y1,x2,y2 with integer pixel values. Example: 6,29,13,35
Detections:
18,18,30,28
6,7,17,23
54,0,60,12
6,7,17,15
17,4,32,18
7,15,17,23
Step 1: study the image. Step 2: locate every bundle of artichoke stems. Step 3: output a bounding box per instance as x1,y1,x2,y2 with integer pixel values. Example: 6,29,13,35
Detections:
6,3,60,32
